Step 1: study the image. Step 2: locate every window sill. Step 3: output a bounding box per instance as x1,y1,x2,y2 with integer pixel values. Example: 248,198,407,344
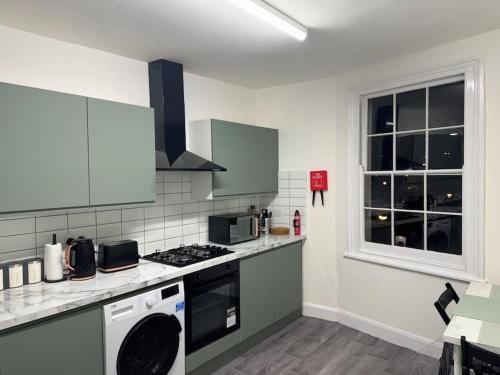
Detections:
344,251,484,283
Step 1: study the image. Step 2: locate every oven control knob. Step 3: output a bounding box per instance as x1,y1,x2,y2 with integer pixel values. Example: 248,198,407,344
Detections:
145,297,156,308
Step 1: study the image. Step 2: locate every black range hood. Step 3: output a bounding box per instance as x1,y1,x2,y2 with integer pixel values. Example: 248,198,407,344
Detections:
148,59,226,171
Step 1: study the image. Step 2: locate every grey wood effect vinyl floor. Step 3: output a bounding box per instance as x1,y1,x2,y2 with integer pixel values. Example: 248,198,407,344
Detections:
212,317,440,375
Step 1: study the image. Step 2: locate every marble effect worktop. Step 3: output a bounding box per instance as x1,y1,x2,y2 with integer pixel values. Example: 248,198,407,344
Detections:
0,235,305,332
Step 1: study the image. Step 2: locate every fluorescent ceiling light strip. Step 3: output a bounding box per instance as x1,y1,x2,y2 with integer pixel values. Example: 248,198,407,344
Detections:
229,0,307,41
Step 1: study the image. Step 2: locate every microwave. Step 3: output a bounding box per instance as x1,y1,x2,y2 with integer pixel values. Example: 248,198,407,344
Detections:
208,213,256,245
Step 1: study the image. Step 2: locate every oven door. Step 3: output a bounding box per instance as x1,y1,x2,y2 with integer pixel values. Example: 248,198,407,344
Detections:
185,272,240,354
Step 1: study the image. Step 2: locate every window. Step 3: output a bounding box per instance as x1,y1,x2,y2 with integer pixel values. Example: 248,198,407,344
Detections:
347,61,484,280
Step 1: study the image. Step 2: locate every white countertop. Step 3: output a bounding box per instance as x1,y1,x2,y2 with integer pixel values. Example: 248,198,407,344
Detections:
0,235,305,332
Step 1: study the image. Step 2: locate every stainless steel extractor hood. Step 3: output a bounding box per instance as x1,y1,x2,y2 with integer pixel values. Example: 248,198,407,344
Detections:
148,59,226,171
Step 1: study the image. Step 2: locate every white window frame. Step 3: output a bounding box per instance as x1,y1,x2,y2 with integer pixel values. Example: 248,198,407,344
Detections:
345,60,485,281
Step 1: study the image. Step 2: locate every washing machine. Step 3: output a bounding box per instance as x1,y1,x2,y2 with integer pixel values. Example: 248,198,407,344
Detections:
103,280,185,375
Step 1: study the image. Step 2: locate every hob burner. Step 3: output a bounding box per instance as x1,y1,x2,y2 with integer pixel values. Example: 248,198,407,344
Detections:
143,244,233,267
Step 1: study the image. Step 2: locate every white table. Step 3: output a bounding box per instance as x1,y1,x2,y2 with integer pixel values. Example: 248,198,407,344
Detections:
443,281,500,374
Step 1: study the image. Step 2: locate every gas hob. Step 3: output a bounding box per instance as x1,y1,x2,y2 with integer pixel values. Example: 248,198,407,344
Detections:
143,244,234,267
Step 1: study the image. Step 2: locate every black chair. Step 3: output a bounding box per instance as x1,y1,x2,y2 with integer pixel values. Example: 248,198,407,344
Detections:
435,282,460,375
461,336,500,374
435,282,460,325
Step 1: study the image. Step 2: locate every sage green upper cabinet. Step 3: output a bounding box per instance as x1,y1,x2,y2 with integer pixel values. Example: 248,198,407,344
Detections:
190,119,278,199
274,242,303,321
212,120,278,196
0,82,89,213
0,307,104,375
87,98,155,206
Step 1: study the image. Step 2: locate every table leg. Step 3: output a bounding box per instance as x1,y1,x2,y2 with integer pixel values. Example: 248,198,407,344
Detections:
454,344,462,374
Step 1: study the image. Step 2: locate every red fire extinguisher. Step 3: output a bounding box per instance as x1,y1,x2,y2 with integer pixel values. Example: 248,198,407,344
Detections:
293,210,301,236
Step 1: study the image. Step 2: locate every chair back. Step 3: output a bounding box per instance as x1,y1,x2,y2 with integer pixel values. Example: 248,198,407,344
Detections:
434,282,460,325
461,336,500,374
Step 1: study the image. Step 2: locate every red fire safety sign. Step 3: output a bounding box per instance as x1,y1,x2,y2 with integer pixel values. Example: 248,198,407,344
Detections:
310,170,328,206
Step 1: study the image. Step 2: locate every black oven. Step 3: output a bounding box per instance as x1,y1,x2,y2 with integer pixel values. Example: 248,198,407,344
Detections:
184,260,240,354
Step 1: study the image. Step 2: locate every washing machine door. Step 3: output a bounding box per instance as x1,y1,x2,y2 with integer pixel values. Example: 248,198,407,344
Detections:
117,313,182,375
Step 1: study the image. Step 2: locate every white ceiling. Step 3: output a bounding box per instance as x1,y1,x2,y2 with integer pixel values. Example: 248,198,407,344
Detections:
1,0,500,88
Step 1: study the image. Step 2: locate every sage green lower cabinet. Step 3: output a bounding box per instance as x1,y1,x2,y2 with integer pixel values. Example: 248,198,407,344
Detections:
240,251,275,340
0,307,104,375
274,242,303,321
188,242,303,374
87,98,156,206
0,82,89,213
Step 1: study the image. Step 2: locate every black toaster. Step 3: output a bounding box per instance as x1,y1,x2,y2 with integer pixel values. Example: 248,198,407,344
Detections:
97,240,139,273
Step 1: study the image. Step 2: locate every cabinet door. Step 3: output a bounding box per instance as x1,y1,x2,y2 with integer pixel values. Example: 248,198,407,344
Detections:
274,242,303,321
0,83,89,213
87,98,155,206
240,251,275,340
211,120,278,196
0,307,104,375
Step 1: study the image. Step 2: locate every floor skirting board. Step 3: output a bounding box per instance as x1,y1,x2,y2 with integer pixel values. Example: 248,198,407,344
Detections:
302,302,443,359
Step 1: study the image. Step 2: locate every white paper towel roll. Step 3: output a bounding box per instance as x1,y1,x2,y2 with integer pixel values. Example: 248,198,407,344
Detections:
0,268,3,290
44,243,63,281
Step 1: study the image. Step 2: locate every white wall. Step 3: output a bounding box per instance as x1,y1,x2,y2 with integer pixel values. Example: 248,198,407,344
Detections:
256,28,500,343
0,25,149,106
256,77,338,309
0,24,256,123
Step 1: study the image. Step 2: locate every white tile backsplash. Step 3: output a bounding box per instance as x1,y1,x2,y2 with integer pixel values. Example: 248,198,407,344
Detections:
289,170,308,180
96,210,121,225
183,223,199,236
0,233,36,252
165,182,183,194
165,171,183,183
165,193,183,205
0,170,307,260
145,228,165,243
36,215,67,232
165,204,183,217
68,212,96,228
145,206,164,219
145,217,164,231
0,218,35,237
290,179,307,189
182,203,198,214
265,171,308,234
97,223,121,239
122,207,144,222
165,215,183,228
122,220,144,235
165,226,183,239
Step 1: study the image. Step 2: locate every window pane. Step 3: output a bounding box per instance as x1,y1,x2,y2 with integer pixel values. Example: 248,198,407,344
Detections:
429,81,464,128
394,212,424,250
427,175,462,213
365,210,391,245
394,175,424,210
364,175,391,208
368,95,393,134
368,135,393,171
429,128,464,169
427,214,462,255
396,88,426,131
396,132,425,170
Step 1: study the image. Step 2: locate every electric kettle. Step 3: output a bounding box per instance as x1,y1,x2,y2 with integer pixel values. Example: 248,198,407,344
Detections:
64,237,96,281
